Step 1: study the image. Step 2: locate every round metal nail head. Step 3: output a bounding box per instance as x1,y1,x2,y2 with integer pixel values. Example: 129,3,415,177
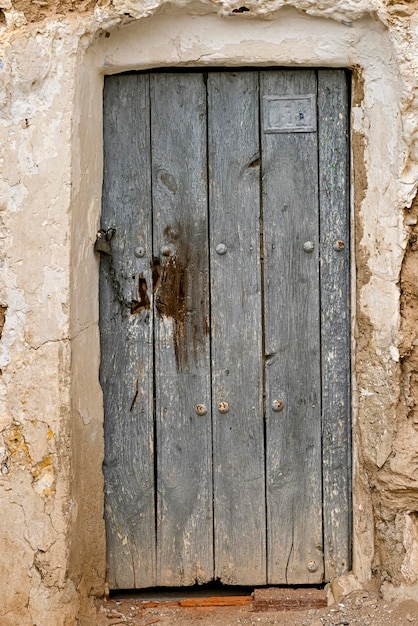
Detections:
216,243,227,255
160,245,173,257
272,399,284,412
218,401,229,414
307,560,319,573
196,404,207,416
333,240,345,251
303,241,315,253
134,246,146,258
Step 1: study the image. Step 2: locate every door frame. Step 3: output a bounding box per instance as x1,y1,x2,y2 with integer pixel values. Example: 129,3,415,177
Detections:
69,8,405,603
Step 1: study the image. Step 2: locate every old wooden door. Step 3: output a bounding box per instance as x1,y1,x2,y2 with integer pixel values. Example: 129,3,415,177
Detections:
100,69,351,590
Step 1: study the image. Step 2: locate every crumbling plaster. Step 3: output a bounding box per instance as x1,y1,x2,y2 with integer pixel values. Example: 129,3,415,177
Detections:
1,0,418,624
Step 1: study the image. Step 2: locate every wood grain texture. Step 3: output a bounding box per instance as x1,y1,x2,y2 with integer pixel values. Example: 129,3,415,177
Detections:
101,74,156,589
318,70,351,580
100,69,351,590
252,587,327,611
261,70,324,584
208,72,266,585
150,73,213,586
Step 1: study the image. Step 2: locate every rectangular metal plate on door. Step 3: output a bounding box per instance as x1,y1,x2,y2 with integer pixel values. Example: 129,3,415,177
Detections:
263,94,316,133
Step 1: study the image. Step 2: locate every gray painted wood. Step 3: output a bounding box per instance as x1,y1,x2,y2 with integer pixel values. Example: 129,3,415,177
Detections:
208,72,266,585
150,73,213,586
318,70,351,580
100,69,351,590
261,70,324,584
101,74,156,589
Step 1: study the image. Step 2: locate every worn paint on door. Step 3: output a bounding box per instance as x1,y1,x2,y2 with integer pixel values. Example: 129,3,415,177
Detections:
99,69,351,590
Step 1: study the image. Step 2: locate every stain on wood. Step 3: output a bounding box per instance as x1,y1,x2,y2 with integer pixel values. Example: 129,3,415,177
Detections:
155,222,209,369
150,72,213,586
131,273,150,314
151,256,161,292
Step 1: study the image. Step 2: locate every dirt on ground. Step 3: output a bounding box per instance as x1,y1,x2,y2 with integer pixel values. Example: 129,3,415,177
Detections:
96,589,418,626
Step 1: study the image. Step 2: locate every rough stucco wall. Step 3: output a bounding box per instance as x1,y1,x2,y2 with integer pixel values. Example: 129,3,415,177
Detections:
0,15,81,624
1,0,418,624
376,190,418,598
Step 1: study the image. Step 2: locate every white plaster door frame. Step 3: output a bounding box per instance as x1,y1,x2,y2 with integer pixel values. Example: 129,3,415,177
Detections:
71,7,405,598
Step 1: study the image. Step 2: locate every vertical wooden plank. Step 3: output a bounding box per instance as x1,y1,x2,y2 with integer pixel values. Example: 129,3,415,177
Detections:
100,74,156,589
318,70,351,580
208,72,266,585
150,73,213,586
262,70,324,584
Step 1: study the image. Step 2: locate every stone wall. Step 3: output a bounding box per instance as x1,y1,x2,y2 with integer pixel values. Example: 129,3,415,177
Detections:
1,1,418,624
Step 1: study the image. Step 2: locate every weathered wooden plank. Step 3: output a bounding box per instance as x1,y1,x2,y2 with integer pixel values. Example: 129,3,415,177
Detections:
261,70,324,584
252,587,327,611
318,69,351,580
100,74,156,589
100,69,351,590
208,72,266,585
150,73,213,586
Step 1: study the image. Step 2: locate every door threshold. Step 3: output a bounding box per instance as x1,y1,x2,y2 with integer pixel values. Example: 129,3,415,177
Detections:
109,585,327,611
110,585,253,605
252,587,327,611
